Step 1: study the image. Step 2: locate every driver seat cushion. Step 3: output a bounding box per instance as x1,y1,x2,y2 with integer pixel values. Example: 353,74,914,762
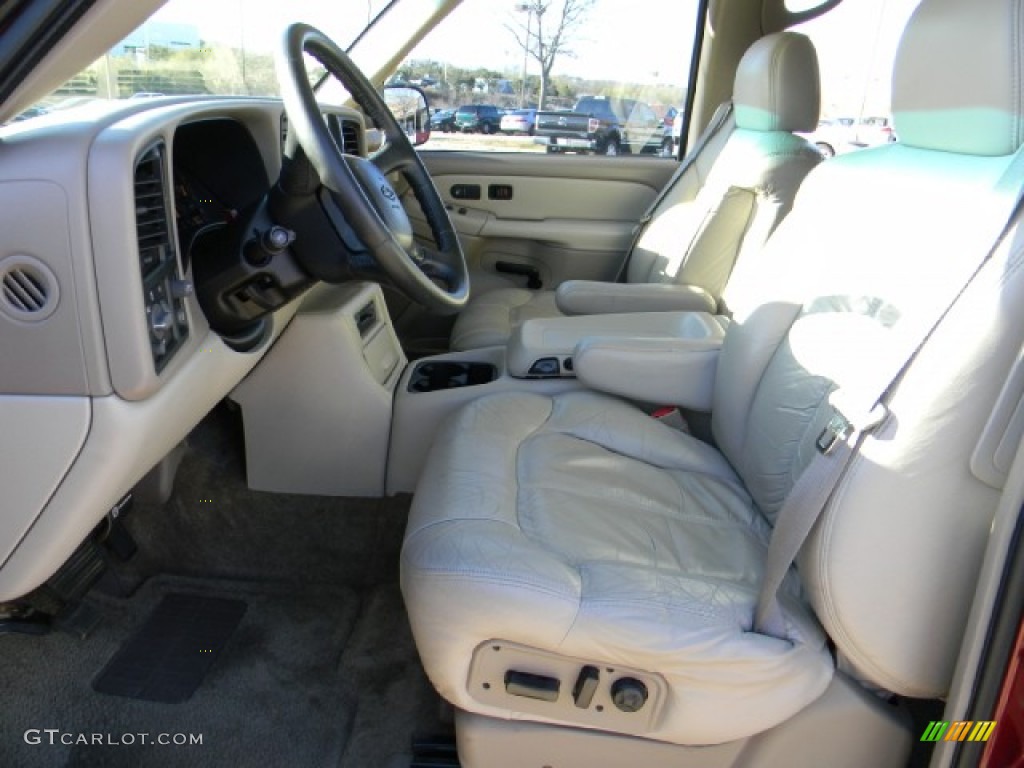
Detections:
448,32,822,352
401,390,833,746
448,288,558,354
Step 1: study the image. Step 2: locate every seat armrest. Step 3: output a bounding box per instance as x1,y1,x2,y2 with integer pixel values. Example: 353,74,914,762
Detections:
507,311,727,378
555,280,718,315
574,336,721,410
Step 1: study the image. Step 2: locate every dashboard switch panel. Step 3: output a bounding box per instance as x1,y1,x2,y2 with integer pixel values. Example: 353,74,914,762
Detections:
355,301,377,337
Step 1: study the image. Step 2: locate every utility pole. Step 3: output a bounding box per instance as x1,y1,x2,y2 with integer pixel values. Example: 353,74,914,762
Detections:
515,3,532,108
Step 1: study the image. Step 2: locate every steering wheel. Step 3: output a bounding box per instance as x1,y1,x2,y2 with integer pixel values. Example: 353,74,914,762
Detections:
275,23,469,314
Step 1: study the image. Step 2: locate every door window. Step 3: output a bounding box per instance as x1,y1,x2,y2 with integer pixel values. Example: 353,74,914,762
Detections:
399,0,702,157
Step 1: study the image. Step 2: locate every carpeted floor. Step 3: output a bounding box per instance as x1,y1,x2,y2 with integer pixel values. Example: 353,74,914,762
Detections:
0,403,446,768
337,585,445,768
104,404,410,594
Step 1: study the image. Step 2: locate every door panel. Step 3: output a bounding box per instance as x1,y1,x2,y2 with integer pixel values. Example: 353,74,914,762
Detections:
404,152,677,293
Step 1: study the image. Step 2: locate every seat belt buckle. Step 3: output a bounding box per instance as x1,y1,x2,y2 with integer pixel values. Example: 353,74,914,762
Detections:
816,391,887,455
816,413,853,455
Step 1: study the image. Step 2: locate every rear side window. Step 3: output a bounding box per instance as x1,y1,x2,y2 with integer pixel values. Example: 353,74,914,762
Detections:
792,0,922,156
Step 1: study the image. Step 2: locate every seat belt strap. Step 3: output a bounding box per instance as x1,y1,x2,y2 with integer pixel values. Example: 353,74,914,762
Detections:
754,145,1024,639
614,101,735,282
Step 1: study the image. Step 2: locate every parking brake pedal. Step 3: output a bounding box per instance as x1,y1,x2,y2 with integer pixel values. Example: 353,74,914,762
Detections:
100,494,137,562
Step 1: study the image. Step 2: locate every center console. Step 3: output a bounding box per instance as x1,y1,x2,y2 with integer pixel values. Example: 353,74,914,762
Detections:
231,281,405,497
232,280,728,499
388,311,728,494
386,345,582,493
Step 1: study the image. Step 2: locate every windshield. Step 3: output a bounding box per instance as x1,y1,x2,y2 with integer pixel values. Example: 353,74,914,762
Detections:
11,0,402,122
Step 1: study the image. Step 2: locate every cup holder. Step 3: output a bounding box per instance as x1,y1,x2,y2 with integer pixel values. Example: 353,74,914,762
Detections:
408,361,498,393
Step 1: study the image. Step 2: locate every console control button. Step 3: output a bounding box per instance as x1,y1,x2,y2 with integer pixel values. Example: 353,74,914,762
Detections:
528,357,560,376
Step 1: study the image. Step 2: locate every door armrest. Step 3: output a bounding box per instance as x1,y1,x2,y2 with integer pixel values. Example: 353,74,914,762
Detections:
555,280,718,315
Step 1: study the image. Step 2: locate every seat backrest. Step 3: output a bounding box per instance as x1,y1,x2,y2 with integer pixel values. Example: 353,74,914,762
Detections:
626,32,822,313
711,0,1024,698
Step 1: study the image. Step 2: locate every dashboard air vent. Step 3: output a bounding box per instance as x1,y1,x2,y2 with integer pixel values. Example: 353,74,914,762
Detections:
0,256,58,321
133,141,188,372
3,266,46,311
341,120,361,155
282,113,361,156
134,144,172,279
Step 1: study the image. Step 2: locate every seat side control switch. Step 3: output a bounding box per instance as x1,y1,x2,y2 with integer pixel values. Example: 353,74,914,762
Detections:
504,670,560,702
572,665,600,709
610,677,648,712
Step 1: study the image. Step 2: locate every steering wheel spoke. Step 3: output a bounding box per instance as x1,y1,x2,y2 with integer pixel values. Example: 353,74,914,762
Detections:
411,245,460,290
275,23,469,314
371,143,411,176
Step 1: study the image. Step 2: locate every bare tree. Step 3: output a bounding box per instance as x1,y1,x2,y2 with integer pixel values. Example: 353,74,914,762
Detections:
507,0,594,110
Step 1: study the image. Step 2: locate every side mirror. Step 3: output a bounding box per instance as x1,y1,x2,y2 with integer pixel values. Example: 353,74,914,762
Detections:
383,84,431,146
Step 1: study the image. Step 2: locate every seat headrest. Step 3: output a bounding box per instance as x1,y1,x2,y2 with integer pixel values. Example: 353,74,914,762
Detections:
733,32,820,133
893,0,1024,156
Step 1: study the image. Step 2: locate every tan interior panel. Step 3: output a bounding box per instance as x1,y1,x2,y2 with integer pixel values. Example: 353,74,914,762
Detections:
421,152,678,189
429,175,658,222
0,182,88,395
231,283,404,498
0,396,90,572
406,153,678,290
454,673,911,768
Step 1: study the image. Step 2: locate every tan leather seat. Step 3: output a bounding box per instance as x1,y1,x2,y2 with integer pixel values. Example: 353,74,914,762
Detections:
449,31,823,352
402,0,1024,764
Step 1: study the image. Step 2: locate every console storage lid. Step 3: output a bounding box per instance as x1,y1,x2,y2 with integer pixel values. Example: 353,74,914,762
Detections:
556,280,718,315
507,311,727,380
574,333,723,411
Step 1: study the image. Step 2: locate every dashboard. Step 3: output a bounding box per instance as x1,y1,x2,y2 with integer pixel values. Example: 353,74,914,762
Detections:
0,97,366,601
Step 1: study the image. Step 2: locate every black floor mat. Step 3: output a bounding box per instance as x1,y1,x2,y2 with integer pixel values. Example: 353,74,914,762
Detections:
0,576,363,768
93,594,247,703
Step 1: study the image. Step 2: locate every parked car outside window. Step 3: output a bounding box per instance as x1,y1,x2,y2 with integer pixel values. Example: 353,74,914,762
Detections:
454,104,501,133
430,107,456,132
500,108,537,135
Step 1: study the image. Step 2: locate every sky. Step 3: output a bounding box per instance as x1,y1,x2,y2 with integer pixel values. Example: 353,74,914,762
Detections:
145,0,922,115
147,0,699,85
407,0,700,86
149,0,392,54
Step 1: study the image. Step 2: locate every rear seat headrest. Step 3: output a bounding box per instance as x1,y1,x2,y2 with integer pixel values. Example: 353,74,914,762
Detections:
893,0,1024,156
734,32,821,134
